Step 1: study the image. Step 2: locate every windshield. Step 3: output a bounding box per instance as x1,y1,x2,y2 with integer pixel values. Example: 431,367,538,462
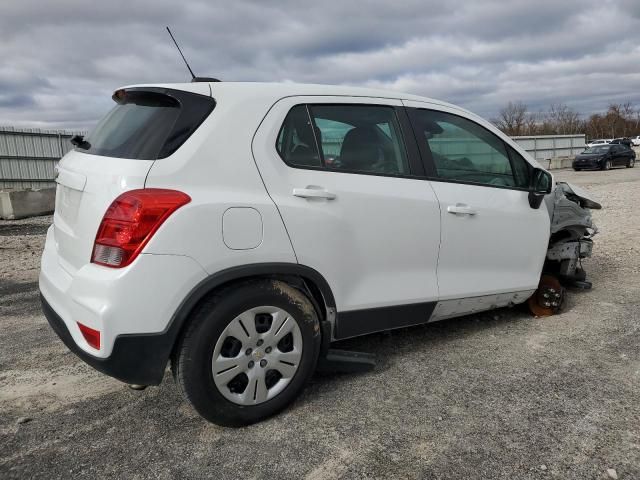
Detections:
583,146,610,154
81,88,215,160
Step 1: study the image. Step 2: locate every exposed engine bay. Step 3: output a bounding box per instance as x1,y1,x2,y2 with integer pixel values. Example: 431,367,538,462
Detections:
529,182,601,316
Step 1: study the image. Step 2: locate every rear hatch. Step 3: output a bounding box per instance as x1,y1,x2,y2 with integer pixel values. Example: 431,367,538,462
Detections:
53,85,214,274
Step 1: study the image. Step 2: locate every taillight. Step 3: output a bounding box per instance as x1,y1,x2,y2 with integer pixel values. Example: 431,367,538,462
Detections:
91,189,191,268
78,322,101,350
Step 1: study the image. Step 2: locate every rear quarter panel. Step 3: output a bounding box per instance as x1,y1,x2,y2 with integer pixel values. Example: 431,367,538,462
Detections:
143,91,298,273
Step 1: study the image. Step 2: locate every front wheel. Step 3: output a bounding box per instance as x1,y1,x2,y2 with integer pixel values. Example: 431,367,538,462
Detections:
627,158,635,168
602,159,611,170
573,167,581,171
173,280,321,426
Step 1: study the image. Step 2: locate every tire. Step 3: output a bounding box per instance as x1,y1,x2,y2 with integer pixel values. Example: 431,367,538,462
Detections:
573,167,581,171
628,158,635,168
602,159,611,171
173,280,321,427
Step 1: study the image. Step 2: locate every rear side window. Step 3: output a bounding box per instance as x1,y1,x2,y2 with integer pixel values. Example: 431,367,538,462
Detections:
82,88,215,160
409,109,524,188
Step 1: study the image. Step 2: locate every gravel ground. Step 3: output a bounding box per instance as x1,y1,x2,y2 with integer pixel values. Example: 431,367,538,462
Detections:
1,168,639,479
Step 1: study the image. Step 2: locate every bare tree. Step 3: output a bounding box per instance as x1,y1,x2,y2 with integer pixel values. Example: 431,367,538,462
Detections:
621,102,635,136
523,110,541,135
493,99,639,140
547,103,581,135
604,103,630,138
492,101,528,136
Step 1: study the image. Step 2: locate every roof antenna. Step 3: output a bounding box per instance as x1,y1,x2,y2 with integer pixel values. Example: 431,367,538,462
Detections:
165,26,219,83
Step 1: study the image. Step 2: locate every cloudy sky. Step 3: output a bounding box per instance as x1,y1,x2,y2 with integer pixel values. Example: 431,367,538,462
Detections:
1,0,639,130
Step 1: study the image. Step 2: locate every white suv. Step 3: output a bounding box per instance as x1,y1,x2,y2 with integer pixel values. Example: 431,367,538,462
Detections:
40,82,556,426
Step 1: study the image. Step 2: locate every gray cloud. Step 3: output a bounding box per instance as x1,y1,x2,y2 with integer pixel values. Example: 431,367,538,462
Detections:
1,0,639,129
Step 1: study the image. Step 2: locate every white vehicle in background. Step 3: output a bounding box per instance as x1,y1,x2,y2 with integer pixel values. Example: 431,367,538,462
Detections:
631,136,640,147
40,81,600,426
586,139,611,148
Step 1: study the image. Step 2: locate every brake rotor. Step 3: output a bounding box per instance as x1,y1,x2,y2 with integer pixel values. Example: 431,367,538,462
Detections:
528,274,564,317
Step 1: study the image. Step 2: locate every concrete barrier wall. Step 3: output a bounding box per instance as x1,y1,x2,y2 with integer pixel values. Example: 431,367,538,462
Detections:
0,187,56,220
536,158,575,170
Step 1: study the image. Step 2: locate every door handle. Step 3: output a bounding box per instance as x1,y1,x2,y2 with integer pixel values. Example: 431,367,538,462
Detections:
292,187,336,200
447,204,477,216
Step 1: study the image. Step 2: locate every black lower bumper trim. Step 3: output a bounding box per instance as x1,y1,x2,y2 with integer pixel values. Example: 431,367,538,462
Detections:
41,294,170,385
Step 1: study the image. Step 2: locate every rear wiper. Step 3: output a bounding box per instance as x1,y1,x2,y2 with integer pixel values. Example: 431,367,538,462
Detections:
70,134,91,150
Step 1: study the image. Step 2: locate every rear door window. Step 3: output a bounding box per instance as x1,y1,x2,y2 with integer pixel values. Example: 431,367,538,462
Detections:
276,103,410,176
310,104,409,175
81,88,215,160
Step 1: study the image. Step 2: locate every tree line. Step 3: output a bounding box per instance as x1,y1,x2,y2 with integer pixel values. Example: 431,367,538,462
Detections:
492,101,640,140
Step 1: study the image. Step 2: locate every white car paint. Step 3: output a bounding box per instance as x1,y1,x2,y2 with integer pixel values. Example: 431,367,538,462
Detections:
402,99,550,301
252,95,441,313
40,82,554,357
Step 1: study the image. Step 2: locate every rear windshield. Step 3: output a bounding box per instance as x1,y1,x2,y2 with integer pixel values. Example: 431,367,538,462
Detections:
81,88,215,160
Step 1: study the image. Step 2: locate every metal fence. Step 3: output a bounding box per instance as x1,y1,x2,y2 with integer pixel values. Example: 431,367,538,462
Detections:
0,127,85,190
511,134,586,161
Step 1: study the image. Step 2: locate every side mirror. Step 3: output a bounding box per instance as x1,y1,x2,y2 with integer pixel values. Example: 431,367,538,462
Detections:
528,168,552,209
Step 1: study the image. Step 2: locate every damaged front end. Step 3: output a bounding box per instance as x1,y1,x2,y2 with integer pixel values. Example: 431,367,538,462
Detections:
545,182,600,286
529,182,601,316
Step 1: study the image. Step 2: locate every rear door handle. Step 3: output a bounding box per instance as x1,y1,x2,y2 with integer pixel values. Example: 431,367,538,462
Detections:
447,204,477,216
293,187,336,200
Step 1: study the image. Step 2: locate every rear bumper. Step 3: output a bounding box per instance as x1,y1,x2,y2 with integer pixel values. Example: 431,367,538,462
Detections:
39,225,208,384
41,294,171,385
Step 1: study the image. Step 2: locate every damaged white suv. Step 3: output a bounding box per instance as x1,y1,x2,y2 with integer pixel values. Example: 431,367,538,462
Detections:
40,82,599,426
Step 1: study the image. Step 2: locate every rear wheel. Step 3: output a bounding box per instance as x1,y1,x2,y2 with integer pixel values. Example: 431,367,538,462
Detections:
173,280,321,426
628,158,635,168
